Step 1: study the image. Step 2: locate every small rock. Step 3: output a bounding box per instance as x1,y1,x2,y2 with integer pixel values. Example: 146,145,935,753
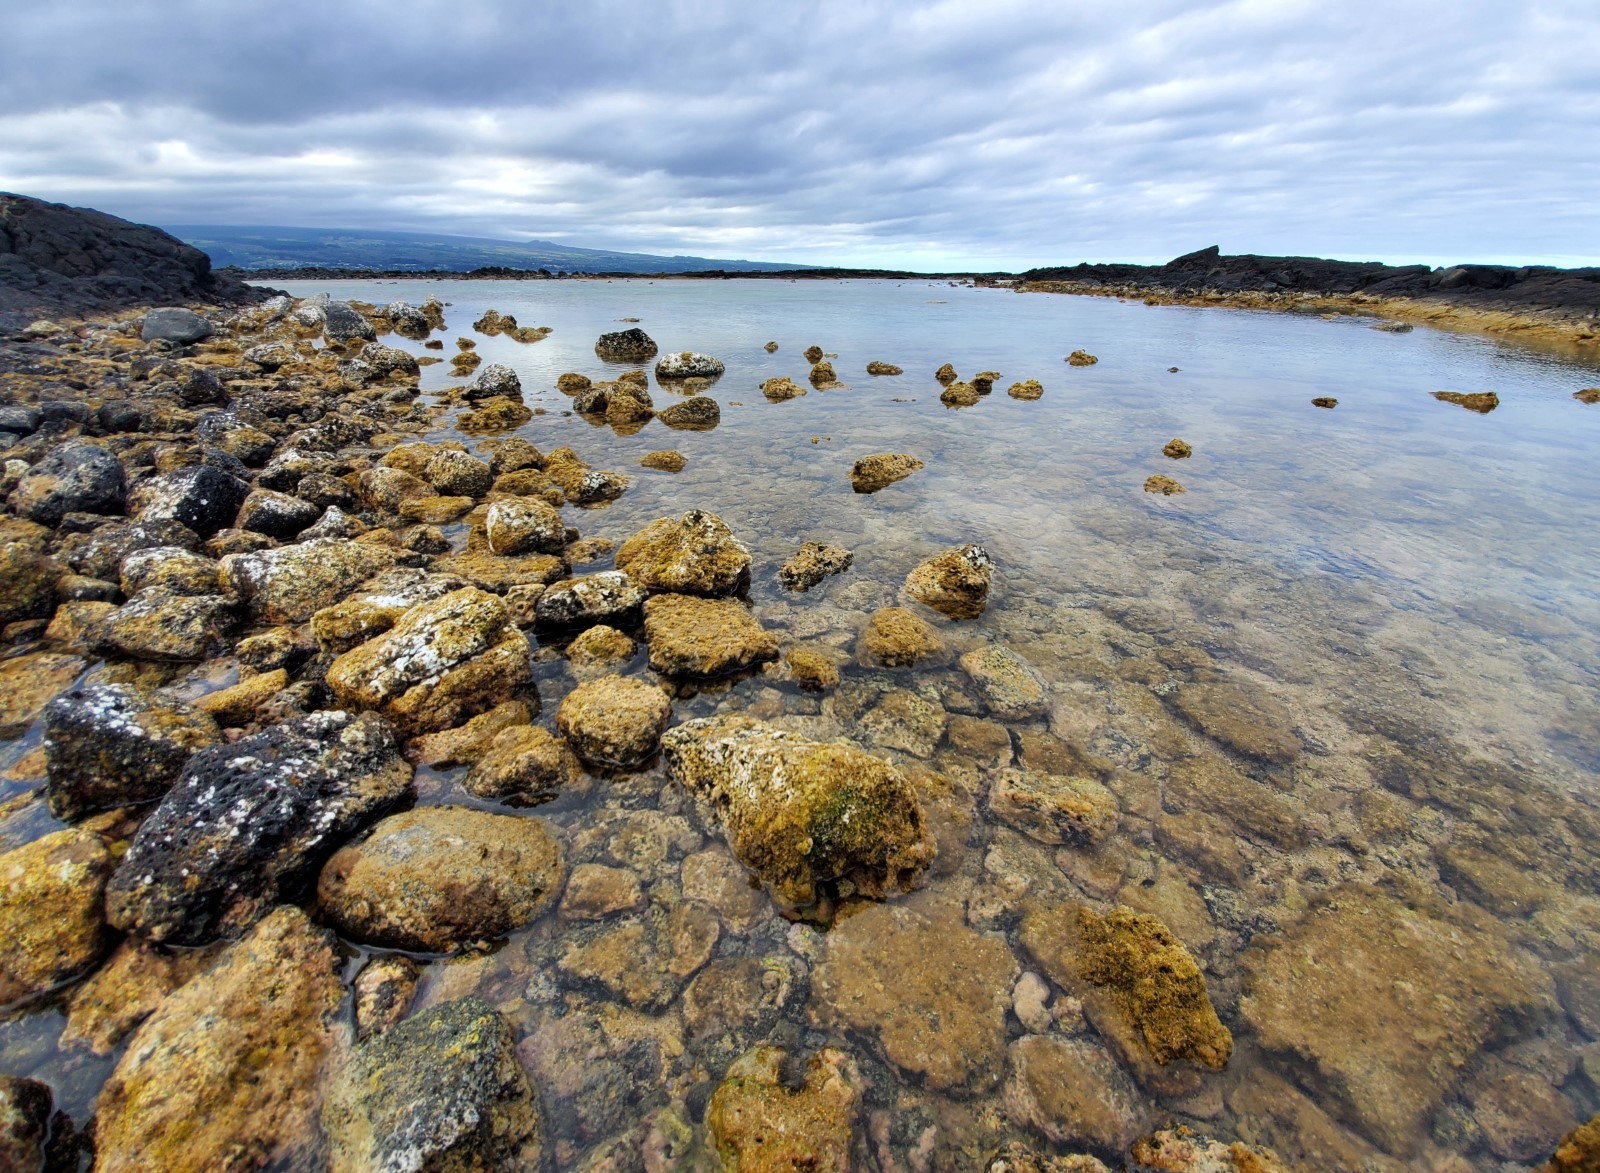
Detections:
464,362,522,402
941,382,980,407
1434,390,1499,413
656,351,725,380
1312,396,1339,408
762,376,806,401
960,645,1049,718
119,546,220,597
708,1047,860,1173
787,647,840,693
850,453,924,493
764,341,779,352
866,361,903,376
323,301,376,343
557,674,673,769
657,395,721,429
412,700,533,768
195,668,290,726
1162,438,1192,459
859,606,946,668
809,361,838,387
640,449,686,472
0,826,115,1004
464,725,582,806
1143,475,1185,496
1013,971,1053,1033
904,544,992,620
352,955,418,1041
1008,380,1044,400
1066,350,1098,366
556,896,720,1010
935,363,958,384
535,571,645,629
485,496,566,555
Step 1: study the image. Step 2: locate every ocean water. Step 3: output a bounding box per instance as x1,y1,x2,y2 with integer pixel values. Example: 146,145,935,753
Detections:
5,277,1599,1170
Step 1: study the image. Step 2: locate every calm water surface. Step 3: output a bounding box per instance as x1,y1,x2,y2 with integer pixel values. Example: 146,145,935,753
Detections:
6,278,1599,1170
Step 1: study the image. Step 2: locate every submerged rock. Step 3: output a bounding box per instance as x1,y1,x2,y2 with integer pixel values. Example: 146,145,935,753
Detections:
787,647,841,693
642,593,781,677
1128,1127,1293,1172
904,544,992,619
617,509,751,596
707,1046,860,1173
93,907,343,1172
323,996,542,1172
557,674,673,769
0,826,115,1005
565,623,637,679
988,768,1117,846
105,710,412,945
1143,474,1185,496
464,725,582,805
857,688,945,758
859,606,946,668
555,895,719,1010
812,898,1016,1092
595,327,658,362
1005,1035,1146,1154
850,452,924,493
1433,390,1499,413
779,541,853,591
640,449,687,472
1171,682,1300,764
960,644,1049,718
318,806,564,952
661,714,935,912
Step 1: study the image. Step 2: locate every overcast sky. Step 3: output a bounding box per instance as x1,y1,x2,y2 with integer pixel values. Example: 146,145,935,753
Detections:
2,0,1595,269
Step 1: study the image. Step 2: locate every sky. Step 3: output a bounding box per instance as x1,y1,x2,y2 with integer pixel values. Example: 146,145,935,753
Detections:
1,0,1596,271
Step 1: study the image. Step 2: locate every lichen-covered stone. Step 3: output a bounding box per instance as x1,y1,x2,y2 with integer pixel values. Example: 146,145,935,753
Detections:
8,441,126,526
0,826,114,1004
236,488,320,538
437,548,567,594
464,362,522,401
779,541,852,591
464,724,582,805
106,710,412,945
656,351,725,380
617,509,751,596
850,453,923,493
787,647,840,693
43,683,221,820
988,768,1117,846
221,538,398,623
661,715,935,912
656,395,721,430
535,570,645,629
0,540,57,625
1143,474,1185,496
326,587,531,735
1164,754,1306,849
858,606,946,668
960,644,1049,718
556,674,672,769
119,545,221,597
707,1046,860,1173
904,544,992,619
761,376,805,401
565,623,637,679
642,593,781,677
485,495,565,555
92,907,344,1173
60,938,222,1055
1008,379,1044,400
308,568,470,653
318,806,564,952
812,897,1016,1092
97,590,236,661
422,448,493,497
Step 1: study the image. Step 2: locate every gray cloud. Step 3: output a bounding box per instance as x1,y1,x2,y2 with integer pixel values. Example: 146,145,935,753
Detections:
2,0,1596,267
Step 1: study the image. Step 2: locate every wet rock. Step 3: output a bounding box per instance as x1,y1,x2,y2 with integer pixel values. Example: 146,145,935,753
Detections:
478,436,545,475
119,546,220,597
97,590,236,660
93,907,343,1172
318,806,564,952
1239,888,1555,1155
352,954,418,1042
536,571,645,629
934,362,958,384
309,568,470,653
858,688,946,758
1066,350,1098,366
463,362,522,402
764,341,779,352
1537,1113,1600,1172
566,624,637,679
657,395,721,429
1127,1126,1293,1172
326,587,531,735
196,668,288,726
813,897,1016,1092
358,465,431,512
43,684,220,820
485,495,566,555
0,825,114,1004
0,541,58,625
0,652,85,738
1021,903,1232,1077
1312,396,1338,408
141,306,213,343
989,768,1117,846
1163,438,1192,459
437,548,566,594
788,647,840,693
1164,754,1306,849
960,645,1049,718
640,449,687,472
412,700,533,770
661,714,935,912
1143,475,1185,496
543,447,631,505
459,394,534,433
106,710,412,945
8,441,126,525
560,863,645,920
0,1076,66,1171
60,938,222,1056
323,300,376,342
707,1046,860,1173
904,544,992,620
595,327,657,362
850,453,924,493
656,351,725,380
358,340,418,377
556,372,592,394
556,896,720,1010
1171,682,1300,764
616,509,752,596
133,464,250,538
554,673,670,773
809,360,838,387
421,449,492,498
464,725,582,805
1469,1068,1578,1162
761,376,806,401
941,382,981,407
1005,1035,1147,1154
1434,390,1499,413
642,593,781,677
971,370,1001,393
236,488,320,538
1574,389,1600,406
221,537,398,623
1008,379,1044,400
866,361,903,376
859,606,947,668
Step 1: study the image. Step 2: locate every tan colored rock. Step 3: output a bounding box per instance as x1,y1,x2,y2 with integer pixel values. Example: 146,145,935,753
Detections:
485,495,565,555
1128,1127,1293,1172
93,907,344,1173
1165,753,1306,847
195,668,288,725
680,848,769,932
1172,683,1300,764
1163,438,1193,459
1537,1113,1600,1173
809,360,838,387
761,376,806,401
556,897,720,1010
463,724,582,805
411,700,533,768
778,541,852,592
0,826,114,1004
1066,350,1098,366
865,361,902,376
0,652,84,739
560,863,645,920
940,381,980,407
220,538,398,623
436,549,566,593
988,768,1117,846
566,623,637,679
787,647,840,693
640,449,687,472
850,453,924,493
1008,379,1044,400
642,593,780,677
1144,474,1185,496
858,606,946,668
708,1047,860,1173
960,645,1049,718
904,544,992,620
857,688,946,758
556,674,672,769
934,362,958,384
1004,1035,1147,1153
616,509,751,596
61,939,222,1055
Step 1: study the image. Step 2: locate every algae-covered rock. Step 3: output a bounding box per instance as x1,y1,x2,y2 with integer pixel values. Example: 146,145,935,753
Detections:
811,897,1016,1092
617,509,751,596
779,541,852,591
96,590,236,661
565,623,637,679
1312,396,1338,408
595,327,657,362
1171,682,1300,764
941,381,980,407
761,376,806,401
904,544,992,619
464,362,522,402
1066,350,1098,366
1434,390,1499,413
1538,1113,1600,1173
640,449,687,472
43,683,221,820
1008,379,1044,400
1021,903,1232,1074
809,360,838,387
642,593,781,677
661,714,935,912
0,652,84,739
1143,475,1185,496
859,606,947,668
556,674,672,769
707,1046,860,1173
850,453,924,493
787,647,840,693
657,394,721,430
535,570,645,629
61,938,222,1056
1162,438,1192,459
323,996,542,1173
1164,753,1306,848
422,447,493,496
318,806,564,952
556,896,720,1010
0,540,57,626
1004,1035,1147,1154
1127,1126,1294,1172
326,587,531,735
857,688,946,758
352,955,418,1042
106,710,412,945
464,724,582,805
988,768,1117,846
987,1143,1111,1172
866,361,902,376
93,907,343,1173
0,826,114,1004
960,644,1049,718
221,537,398,623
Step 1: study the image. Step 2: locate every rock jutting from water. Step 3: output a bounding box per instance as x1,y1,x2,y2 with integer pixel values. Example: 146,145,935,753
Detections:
1433,389,1500,413
656,351,725,380
866,361,903,375
1143,474,1185,495
595,327,658,361
642,593,781,677
904,543,993,619
850,452,924,493
616,509,752,596
779,540,853,591
761,375,806,401
556,673,673,769
1066,349,1099,365
1162,438,1192,458
1008,379,1044,400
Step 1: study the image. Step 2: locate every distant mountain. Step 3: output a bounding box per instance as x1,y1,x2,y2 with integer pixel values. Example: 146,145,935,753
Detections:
163,225,802,274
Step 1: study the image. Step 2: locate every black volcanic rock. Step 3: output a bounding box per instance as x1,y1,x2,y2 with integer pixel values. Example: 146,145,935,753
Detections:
0,192,270,329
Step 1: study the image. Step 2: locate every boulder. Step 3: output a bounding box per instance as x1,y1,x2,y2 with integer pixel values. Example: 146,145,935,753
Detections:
140,307,212,343
422,448,493,497
323,300,375,343
850,453,924,493
221,538,398,623
105,710,412,945
656,395,721,429
904,544,992,619
133,465,251,538
535,570,645,629
326,587,532,735
0,826,115,1004
707,1047,859,1173
642,593,780,677
319,806,564,952
8,441,127,525
96,591,236,661
43,684,221,820
661,715,935,912
556,674,672,770
595,327,658,362
464,725,583,805
988,768,1117,846
959,645,1049,718
236,488,321,538
322,996,542,1172
761,376,806,401
482,496,566,558
858,606,946,668
465,362,523,402
779,541,853,591
118,545,220,597
656,351,725,380
92,908,344,1172
616,509,751,596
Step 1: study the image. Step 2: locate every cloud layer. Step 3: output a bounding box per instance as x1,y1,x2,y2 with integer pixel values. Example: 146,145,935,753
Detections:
3,0,1596,268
